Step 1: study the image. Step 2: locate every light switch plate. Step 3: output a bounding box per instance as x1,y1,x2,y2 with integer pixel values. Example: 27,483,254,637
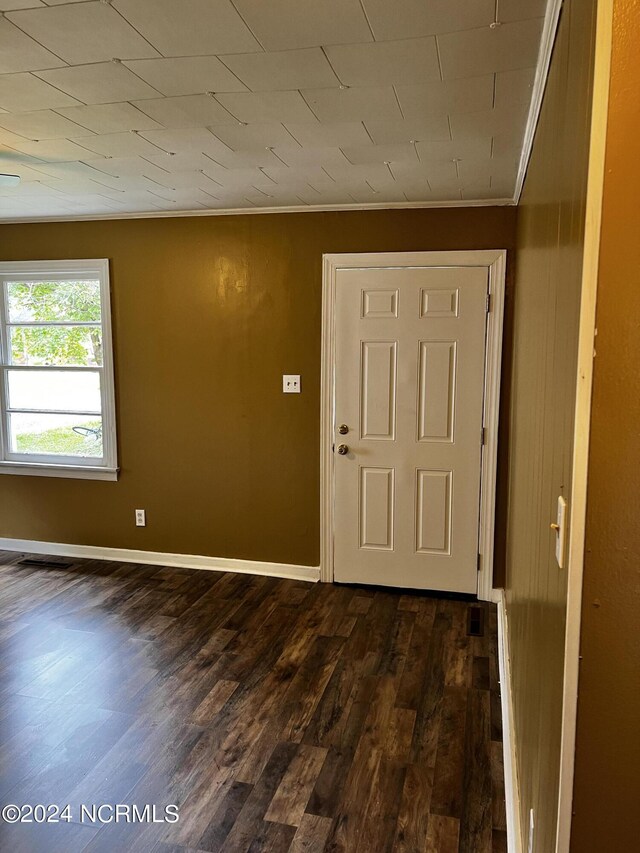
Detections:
283,374,301,393
555,496,567,568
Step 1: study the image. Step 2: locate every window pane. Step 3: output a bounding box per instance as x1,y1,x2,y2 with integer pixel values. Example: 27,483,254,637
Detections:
6,280,101,323
9,413,102,458
7,370,101,413
10,326,103,366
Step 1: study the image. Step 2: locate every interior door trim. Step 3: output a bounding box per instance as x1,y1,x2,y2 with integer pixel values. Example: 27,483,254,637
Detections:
320,250,507,601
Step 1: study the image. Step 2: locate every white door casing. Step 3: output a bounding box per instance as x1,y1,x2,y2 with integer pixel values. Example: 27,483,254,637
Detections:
321,251,506,599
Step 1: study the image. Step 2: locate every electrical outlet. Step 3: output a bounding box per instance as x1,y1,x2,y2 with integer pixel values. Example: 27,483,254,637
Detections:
282,374,301,393
135,509,146,527
528,808,535,853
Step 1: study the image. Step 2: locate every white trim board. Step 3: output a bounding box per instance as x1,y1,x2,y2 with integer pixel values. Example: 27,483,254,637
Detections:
497,590,523,853
514,0,564,203
320,250,506,601
0,197,515,226
556,1,614,850
0,538,320,584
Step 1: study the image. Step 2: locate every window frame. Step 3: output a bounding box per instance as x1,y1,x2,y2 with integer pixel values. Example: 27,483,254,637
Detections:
0,259,118,481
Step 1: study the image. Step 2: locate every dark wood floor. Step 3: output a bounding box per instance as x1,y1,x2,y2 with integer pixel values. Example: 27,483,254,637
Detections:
0,551,506,853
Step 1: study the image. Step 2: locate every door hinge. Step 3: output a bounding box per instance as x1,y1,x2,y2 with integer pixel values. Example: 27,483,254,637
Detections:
486,292,491,313
477,552,482,572
481,427,486,445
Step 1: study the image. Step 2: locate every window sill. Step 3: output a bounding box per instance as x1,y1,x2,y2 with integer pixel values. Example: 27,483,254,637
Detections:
0,462,119,481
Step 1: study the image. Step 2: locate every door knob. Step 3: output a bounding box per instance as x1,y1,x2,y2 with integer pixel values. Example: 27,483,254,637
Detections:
337,444,349,455
338,424,349,435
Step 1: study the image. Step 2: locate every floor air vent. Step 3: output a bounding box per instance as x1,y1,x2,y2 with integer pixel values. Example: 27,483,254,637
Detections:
467,605,485,637
17,557,73,569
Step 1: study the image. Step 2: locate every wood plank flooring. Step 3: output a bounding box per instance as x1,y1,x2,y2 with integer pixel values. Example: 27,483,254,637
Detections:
0,552,506,852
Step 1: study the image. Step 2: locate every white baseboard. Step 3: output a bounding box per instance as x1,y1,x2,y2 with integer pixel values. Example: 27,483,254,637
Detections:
496,589,523,853
0,537,320,583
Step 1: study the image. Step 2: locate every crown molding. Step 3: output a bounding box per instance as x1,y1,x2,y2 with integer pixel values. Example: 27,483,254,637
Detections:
0,197,515,225
514,0,564,203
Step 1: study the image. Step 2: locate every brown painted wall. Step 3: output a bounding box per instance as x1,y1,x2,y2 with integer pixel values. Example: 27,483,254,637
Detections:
0,207,516,569
571,1,640,849
505,1,598,851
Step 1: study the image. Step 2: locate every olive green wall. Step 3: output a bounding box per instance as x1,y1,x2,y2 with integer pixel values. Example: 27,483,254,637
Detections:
0,207,516,568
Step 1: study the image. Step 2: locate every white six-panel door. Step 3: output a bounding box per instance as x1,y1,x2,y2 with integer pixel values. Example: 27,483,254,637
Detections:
333,264,489,593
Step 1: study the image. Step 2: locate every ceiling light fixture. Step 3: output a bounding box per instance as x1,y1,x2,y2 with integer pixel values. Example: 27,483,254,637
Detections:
0,174,20,188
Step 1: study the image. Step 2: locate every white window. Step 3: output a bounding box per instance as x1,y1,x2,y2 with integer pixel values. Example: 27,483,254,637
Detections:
0,259,117,480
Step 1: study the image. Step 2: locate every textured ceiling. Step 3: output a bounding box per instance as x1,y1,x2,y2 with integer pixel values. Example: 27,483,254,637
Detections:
0,0,546,220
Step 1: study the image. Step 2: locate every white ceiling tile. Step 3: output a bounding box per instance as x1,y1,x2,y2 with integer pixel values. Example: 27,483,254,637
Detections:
215,91,317,123
0,161,48,181
0,110,94,140
123,57,248,97
132,94,236,128
347,183,408,203
364,117,450,145
390,160,457,183
272,147,349,167
86,158,181,184
301,87,402,122
210,123,299,150
221,48,339,92
261,164,335,185
248,192,309,207
139,169,223,192
22,159,118,181
201,166,276,190
36,63,162,104
361,0,494,41
42,0,102,4
231,0,372,51
137,127,233,158
415,136,492,161
395,75,495,119
342,143,419,166
0,1,45,10
0,0,544,215
494,67,536,107
0,180,67,197
325,38,440,87
143,150,222,173
323,163,397,187
0,73,82,112
284,121,370,147
112,0,260,56
498,1,548,23
295,187,356,205
450,104,529,139
211,148,283,169
73,131,166,158
56,102,162,134
8,138,105,161
401,183,438,202
38,177,124,196
0,17,65,73
437,18,544,80
7,2,160,65
491,130,527,158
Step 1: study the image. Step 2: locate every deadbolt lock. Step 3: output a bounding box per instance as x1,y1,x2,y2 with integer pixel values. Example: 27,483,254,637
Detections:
337,444,349,455
338,424,349,435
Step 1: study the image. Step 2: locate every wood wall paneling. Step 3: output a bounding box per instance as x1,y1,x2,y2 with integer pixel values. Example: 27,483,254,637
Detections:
505,0,598,851
571,0,640,849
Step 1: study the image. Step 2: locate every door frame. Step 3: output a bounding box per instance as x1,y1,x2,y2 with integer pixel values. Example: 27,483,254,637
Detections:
320,250,507,600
